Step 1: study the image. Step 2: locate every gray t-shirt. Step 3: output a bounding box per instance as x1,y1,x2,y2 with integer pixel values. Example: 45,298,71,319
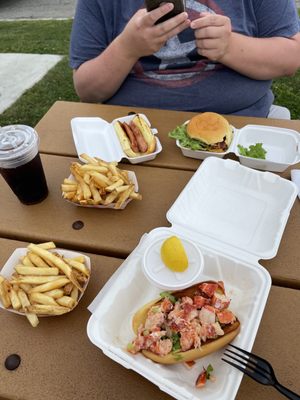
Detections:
70,0,299,117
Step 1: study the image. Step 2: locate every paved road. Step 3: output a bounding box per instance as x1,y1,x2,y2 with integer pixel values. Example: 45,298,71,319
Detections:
0,0,77,20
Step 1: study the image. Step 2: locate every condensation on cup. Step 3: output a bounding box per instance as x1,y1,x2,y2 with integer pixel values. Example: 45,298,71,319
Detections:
0,125,48,205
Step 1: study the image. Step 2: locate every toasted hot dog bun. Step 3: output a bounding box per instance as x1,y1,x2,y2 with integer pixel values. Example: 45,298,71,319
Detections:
114,115,156,158
131,281,240,364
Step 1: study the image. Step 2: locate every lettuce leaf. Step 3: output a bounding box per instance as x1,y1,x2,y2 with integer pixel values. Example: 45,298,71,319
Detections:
168,124,210,151
237,143,267,159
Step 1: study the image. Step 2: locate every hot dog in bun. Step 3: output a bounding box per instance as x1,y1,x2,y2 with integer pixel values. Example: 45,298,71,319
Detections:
114,115,156,158
169,112,233,153
127,281,240,364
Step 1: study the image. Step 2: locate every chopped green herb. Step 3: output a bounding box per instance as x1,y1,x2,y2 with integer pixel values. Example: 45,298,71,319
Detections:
237,143,267,159
160,291,177,304
171,333,181,352
127,342,134,351
151,306,160,313
173,353,184,361
206,364,214,379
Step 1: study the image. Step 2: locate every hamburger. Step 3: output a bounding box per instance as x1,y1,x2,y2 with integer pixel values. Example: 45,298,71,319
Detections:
169,112,233,153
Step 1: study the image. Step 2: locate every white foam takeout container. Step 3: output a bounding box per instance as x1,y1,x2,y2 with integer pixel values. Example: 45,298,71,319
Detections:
142,235,204,291
71,113,162,164
63,170,138,210
176,124,300,172
86,157,298,400
0,248,91,317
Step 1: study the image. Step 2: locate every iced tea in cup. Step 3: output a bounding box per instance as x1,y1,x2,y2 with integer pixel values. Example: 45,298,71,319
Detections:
0,125,48,205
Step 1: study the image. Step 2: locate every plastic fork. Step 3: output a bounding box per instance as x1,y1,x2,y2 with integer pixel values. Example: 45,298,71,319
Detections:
222,344,300,400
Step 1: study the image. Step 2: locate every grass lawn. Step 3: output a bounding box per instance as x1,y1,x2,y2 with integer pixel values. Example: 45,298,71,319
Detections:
0,19,299,127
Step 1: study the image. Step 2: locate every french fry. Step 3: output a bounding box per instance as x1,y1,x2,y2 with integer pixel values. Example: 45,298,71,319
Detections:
80,164,108,174
64,258,90,277
15,266,59,276
80,153,98,165
28,252,50,268
114,185,134,209
29,278,70,294
21,255,35,267
66,256,85,263
29,292,58,306
106,179,124,192
28,304,70,316
56,296,75,309
8,288,22,310
43,289,64,299
19,283,33,293
37,242,56,250
70,286,79,302
61,184,78,192
25,313,39,327
0,279,12,308
27,244,82,292
90,171,111,187
11,276,63,285
18,289,40,327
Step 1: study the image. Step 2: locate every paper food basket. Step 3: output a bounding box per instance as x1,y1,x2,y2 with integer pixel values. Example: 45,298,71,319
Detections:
86,157,298,400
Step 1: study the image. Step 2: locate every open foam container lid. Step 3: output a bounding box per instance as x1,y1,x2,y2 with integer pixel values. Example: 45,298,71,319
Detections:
167,157,298,261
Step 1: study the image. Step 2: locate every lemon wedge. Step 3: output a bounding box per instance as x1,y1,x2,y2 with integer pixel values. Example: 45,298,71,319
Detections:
160,236,188,272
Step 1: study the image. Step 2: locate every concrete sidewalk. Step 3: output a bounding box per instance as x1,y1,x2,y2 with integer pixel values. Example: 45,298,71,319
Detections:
0,0,77,115
0,0,77,20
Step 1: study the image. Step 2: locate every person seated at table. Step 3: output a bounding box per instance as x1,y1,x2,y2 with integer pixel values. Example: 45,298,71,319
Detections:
69,0,300,119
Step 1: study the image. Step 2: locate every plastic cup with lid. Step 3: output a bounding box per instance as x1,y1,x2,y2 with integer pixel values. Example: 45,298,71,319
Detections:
0,125,48,205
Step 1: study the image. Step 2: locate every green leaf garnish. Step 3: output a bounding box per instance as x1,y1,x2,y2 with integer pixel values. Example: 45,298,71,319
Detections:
168,125,210,151
237,143,267,159
160,291,177,304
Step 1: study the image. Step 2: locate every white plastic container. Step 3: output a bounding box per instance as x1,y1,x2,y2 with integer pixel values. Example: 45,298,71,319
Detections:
176,124,300,172
86,157,298,400
71,113,162,164
0,247,91,317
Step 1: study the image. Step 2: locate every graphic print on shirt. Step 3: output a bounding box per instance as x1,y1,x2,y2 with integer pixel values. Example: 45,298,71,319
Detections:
133,0,224,88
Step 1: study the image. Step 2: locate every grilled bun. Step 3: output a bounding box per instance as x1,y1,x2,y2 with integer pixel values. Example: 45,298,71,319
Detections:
187,112,233,152
132,115,156,154
114,121,137,158
113,115,156,158
130,281,240,364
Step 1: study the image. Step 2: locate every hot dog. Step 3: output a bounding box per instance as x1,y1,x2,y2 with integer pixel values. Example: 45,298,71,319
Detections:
127,281,240,364
114,115,156,158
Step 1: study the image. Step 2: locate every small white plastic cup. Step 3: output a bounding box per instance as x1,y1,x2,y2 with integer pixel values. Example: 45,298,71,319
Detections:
142,236,204,291
0,125,48,204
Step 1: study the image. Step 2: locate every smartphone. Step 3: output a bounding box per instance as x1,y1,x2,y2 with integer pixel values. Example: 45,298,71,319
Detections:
145,0,186,24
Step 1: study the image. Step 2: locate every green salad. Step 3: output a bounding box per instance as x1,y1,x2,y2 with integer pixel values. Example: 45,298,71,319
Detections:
168,124,210,151
238,143,267,159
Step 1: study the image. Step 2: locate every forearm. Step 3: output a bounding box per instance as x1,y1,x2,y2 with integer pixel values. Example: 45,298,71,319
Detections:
220,33,300,80
73,36,138,103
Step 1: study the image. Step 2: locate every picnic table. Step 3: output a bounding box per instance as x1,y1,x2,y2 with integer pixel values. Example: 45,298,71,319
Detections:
0,101,299,400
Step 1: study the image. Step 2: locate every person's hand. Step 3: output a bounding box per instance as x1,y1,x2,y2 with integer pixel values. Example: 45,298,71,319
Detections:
118,3,190,60
191,12,232,61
